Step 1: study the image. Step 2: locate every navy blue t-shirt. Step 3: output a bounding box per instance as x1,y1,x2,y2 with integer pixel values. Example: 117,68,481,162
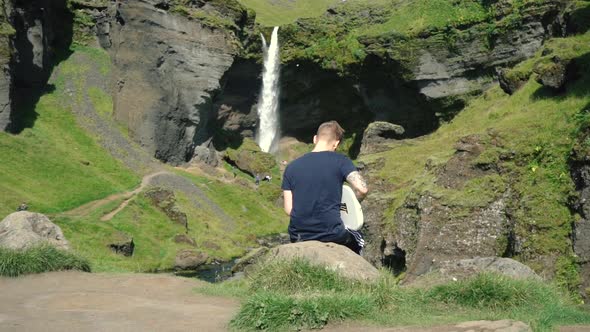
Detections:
281,151,357,242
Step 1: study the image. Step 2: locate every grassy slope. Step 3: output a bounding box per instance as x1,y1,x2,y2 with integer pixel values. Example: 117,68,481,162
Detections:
56,173,288,272
0,48,139,217
0,41,287,271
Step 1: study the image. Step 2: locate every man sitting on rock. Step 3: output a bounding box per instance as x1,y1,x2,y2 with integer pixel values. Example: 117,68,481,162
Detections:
281,121,368,254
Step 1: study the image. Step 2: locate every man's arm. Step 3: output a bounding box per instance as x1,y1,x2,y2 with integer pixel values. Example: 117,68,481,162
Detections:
283,190,293,216
346,171,368,201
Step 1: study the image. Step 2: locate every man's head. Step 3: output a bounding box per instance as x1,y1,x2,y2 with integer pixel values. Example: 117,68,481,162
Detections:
313,121,345,151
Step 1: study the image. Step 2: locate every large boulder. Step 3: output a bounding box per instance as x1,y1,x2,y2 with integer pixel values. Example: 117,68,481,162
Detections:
175,249,209,270
406,257,540,287
0,212,70,250
360,121,405,154
265,241,380,282
224,138,277,176
534,56,570,90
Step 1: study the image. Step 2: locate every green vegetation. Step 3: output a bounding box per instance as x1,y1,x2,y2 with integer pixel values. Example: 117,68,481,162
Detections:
237,0,340,26
361,30,590,286
56,170,287,272
0,245,91,277
199,259,590,331
0,46,139,217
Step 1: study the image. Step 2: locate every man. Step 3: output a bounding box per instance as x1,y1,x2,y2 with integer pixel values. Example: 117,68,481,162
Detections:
281,121,369,254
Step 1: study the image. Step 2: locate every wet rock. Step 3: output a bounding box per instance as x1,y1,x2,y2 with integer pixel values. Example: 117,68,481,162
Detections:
232,247,269,274
0,212,70,250
265,241,380,282
174,234,196,247
175,249,209,270
108,233,134,257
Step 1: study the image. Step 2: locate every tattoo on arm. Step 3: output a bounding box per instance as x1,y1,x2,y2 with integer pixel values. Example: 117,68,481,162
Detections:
346,171,368,200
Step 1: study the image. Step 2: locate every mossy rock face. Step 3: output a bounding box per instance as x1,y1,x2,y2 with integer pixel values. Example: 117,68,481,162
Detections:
225,138,277,176
497,68,531,95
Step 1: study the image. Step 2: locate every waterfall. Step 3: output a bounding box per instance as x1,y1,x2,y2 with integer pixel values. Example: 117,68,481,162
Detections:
256,27,280,153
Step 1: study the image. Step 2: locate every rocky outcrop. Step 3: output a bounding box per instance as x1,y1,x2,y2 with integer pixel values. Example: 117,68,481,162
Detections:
360,121,404,154
362,134,514,278
144,187,188,231
175,249,209,270
569,126,590,299
0,212,70,250
265,241,380,282
108,0,255,164
0,0,72,132
361,1,567,100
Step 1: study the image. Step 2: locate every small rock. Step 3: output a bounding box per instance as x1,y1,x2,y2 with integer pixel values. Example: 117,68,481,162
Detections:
0,212,70,250
175,249,209,270
174,234,196,246
108,232,134,257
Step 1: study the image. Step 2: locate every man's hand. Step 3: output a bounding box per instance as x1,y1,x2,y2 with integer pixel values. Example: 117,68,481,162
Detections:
346,171,368,201
283,190,293,216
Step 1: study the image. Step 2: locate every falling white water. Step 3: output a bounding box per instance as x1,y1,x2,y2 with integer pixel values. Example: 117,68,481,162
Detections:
256,27,280,153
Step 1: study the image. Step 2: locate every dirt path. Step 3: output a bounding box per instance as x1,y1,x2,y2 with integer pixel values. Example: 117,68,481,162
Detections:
61,170,235,228
0,271,238,332
62,171,170,220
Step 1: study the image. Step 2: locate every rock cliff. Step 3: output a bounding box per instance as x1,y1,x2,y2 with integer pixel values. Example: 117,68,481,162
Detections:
0,0,72,132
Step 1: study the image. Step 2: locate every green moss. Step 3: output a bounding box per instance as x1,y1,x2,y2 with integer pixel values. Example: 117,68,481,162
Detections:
225,138,277,175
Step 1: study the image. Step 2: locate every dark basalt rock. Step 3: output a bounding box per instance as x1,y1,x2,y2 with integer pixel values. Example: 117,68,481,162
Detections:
534,56,570,90
0,0,73,132
360,121,405,154
497,68,529,95
108,233,134,256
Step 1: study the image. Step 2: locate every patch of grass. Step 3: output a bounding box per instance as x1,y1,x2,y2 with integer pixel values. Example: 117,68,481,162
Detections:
205,259,590,331
0,245,91,277
237,0,341,26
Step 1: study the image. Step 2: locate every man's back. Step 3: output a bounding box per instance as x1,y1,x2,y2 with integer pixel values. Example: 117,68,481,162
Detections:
282,151,356,242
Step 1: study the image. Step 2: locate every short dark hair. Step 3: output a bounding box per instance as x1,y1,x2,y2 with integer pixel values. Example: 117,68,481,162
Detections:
317,121,345,142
